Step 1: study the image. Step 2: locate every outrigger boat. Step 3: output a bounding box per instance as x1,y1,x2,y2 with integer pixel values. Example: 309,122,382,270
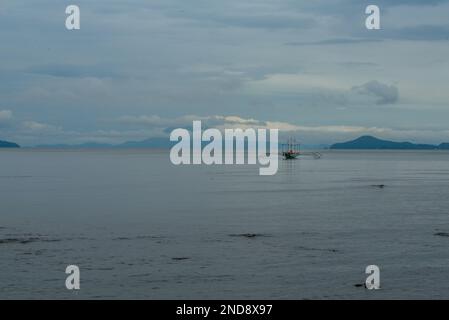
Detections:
281,138,301,159
281,138,322,160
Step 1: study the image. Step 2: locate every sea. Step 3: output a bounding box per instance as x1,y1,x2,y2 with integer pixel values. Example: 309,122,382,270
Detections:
1,149,449,299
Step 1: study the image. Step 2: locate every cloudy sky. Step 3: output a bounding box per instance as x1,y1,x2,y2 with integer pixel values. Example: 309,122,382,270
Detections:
1,0,449,146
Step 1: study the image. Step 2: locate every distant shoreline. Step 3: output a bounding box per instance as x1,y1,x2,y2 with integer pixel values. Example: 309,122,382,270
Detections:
3,135,449,151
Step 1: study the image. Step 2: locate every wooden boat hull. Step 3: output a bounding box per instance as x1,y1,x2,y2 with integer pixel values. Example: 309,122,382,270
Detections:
282,152,300,159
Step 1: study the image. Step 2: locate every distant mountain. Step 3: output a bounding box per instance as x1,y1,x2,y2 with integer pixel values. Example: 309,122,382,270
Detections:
34,137,288,150
116,137,172,148
34,138,172,149
0,140,20,148
35,142,114,149
30,135,449,150
330,136,440,150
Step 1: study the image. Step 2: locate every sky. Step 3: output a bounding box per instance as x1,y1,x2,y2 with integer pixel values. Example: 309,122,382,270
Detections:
1,0,449,146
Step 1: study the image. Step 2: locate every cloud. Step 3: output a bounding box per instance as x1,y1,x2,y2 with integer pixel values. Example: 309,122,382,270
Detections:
116,115,210,127
351,81,399,105
285,38,383,46
217,115,260,125
338,62,378,68
244,73,401,107
386,25,449,41
4,112,449,146
113,114,387,136
2,0,449,144
200,13,315,30
112,113,449,144
152,1,317,30
357,0,449,7
20,121,62,133
0,109,13,123
26,64,121,79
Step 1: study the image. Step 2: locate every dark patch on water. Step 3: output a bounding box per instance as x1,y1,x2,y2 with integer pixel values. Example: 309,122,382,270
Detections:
370,184,386,188
0,236,61,245
228,233,271,239
136,235,165,240
434,232,449,237
129,273,152,278
112,235,164,241
27,249,47,256
295,245,340,253
84,266,115,271
172,257,190,261
203,238,232,243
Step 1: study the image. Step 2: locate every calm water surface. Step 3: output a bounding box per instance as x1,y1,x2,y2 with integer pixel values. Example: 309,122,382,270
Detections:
1,149,449,299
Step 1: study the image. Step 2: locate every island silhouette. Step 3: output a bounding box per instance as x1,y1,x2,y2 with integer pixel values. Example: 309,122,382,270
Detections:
330,135,449,150
0,140,20,148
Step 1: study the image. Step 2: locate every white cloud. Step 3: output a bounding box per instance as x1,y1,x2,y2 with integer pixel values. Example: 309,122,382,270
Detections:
116,115,211,127
111,114,449,144
21,121,61,133
245,73,350,94
4,112,449,146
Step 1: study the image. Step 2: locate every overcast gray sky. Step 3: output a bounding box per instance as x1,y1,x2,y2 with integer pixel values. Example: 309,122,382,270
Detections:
1,0,449,145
